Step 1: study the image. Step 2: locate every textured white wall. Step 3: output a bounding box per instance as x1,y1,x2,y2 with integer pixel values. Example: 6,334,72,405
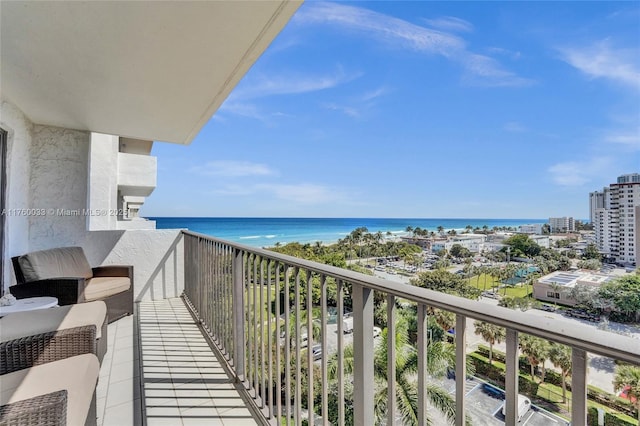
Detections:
0,101,33,286
88,133,119,231
1,100,183,298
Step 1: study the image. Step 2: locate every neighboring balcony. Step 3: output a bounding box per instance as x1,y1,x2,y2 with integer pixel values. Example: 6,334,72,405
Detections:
117,152,157,198
99,230,640,426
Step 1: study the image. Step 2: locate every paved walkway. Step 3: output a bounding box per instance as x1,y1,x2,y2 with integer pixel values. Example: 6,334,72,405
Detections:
97,298,258,426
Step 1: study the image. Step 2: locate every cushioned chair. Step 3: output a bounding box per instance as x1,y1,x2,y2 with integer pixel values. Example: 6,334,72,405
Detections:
0,353,100,426
0,301,109,373
10,246,133,323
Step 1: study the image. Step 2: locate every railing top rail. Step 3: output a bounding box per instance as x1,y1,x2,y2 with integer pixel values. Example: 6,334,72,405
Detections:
182,230,640,365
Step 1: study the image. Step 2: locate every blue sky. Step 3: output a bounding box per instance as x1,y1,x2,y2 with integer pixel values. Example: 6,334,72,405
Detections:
143,1,640,220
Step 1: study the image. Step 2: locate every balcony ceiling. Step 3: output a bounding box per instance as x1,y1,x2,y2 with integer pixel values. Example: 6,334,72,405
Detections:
1,1,301,144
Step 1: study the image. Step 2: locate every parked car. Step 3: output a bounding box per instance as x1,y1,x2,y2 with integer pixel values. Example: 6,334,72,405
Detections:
482,291,502,300
311,345,322,361
565,309,600,322
502,394,532,422
539,304,556,312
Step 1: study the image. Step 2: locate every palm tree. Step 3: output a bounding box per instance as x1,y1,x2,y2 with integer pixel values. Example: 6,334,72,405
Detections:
474,321,505,365
327,317,464,425
519,334,551,383
613,364,640,425
549,343,572,404
437,225,444,236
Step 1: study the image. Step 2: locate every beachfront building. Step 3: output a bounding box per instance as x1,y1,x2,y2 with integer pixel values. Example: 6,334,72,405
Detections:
400,235,432,250
533,270,613,307
591,173,640,265
549,216,575,233
1,4,638,426
447,234,486,252
518,223,543,234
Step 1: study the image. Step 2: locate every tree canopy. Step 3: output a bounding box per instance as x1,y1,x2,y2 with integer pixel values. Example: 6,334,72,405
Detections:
411,270,481,299
502,234,541,258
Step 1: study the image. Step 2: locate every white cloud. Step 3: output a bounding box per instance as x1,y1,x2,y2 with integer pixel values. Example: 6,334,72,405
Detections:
295,2,532,87
559,41,640,90
425,16,474,33
604,131,640,150
257,183,344,204
548,157,614,186
503,121,528,133
322,102,360,117
190,161,275,178
361,86,389,101
230,67,361,101
211,182,349,205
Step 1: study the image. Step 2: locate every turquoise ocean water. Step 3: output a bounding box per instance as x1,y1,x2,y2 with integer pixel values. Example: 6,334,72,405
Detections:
149,217,548,248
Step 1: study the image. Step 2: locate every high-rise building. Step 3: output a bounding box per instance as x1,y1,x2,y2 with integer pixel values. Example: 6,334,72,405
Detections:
590,173,640,265
589,187,610,223
549,217,575,233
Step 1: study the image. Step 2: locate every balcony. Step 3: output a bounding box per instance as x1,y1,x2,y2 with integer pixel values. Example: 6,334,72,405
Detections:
96,231,640,426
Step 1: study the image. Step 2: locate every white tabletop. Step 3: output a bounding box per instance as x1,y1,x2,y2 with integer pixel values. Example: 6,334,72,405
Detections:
0,296,59,315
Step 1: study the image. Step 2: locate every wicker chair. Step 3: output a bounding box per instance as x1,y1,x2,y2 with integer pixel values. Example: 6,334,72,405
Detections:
10,246,133,323
0,390,68,426
0,301,109,373
0,353,100,426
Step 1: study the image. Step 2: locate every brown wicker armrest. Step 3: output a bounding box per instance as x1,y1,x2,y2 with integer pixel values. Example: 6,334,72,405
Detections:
9,278,86,306
92,265,132,278
0,390,67,426
0,326,97,375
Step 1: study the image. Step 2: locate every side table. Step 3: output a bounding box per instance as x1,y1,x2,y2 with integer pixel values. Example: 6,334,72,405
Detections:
0,296,59,316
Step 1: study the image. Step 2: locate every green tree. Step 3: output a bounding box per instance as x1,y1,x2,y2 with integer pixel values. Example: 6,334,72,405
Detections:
613,364,640,425
411,269,481,299
519,334,551,383
473,321,506,365
598,275,640,322
583,243,601,260
549,343,572,404
502,234,542,258
327,316,468,425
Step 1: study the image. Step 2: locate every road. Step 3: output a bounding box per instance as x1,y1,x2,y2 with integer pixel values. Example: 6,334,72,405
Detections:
371,269,640,394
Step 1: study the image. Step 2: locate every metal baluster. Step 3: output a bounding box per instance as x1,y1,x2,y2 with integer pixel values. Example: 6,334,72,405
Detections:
353,283,374,426
417,303,428,426
387,294,396,426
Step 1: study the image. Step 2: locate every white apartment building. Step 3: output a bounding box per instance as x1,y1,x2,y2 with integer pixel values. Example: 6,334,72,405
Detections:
590,173,640,265
549,216,575,233
518,223,543,234
442,234,487,253
589,188,610,224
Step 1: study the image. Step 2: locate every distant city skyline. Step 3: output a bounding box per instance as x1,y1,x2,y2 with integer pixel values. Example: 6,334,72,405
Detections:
142,1,640,219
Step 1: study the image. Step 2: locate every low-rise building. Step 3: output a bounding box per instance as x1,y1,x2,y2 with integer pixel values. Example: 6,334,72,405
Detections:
443,234,487,253
533,270,613,307
518,224,543,234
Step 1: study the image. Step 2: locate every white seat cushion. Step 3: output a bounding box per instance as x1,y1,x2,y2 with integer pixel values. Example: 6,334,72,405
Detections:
83,277,131,301
0,354,99,426
0,301,107,341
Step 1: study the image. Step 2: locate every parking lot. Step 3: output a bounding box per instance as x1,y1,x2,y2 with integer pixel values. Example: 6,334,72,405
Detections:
432,376,570,425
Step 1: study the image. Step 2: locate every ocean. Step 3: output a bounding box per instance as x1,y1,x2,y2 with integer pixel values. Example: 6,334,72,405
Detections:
149,217,548,248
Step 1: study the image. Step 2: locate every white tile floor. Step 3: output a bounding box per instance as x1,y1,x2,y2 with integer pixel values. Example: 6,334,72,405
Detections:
97,298,258,426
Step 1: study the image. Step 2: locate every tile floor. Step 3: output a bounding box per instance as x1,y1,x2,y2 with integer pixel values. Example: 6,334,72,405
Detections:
97,297,258,426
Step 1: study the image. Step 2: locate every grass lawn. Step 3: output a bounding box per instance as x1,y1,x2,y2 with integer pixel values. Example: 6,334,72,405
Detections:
502,285,532,298
467,273,501,290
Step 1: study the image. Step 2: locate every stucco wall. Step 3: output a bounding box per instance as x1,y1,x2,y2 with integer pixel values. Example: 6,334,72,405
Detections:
1,99,183,299
0,101,33,286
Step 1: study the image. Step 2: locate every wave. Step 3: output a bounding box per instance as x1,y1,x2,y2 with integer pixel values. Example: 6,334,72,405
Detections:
239,235,261,240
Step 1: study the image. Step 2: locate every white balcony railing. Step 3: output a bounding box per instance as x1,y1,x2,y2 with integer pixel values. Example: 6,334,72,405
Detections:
182,231,640,426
